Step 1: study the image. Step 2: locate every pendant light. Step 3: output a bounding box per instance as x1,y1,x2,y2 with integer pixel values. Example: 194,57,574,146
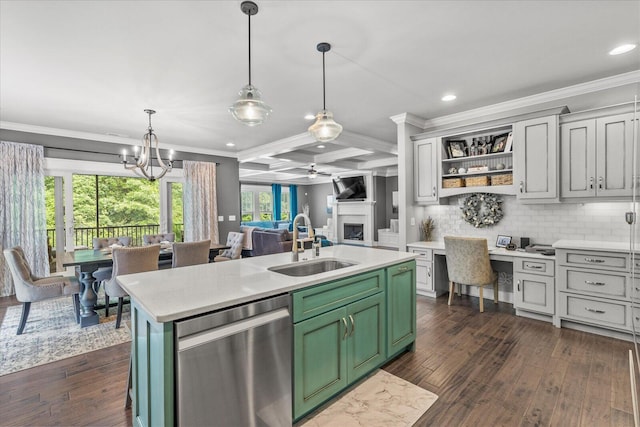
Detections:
308,42,343,142
122,109,173,181
229,1,271,126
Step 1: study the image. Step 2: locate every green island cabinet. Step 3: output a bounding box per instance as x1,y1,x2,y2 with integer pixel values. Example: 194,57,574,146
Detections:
130,260,416,426
292,261,416,420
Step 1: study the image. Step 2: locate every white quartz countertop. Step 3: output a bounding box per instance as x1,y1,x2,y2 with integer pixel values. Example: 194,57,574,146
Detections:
117,245,417,323
552,239,638,253
406,241,555,260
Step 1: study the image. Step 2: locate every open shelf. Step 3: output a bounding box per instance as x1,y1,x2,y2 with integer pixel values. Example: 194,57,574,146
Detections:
442,151,512,164
442,168,513,178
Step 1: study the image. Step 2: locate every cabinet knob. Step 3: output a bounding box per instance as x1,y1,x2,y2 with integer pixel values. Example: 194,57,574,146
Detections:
519,181,524,193
432,186,436,197
598,176,603,190
589,177,594,190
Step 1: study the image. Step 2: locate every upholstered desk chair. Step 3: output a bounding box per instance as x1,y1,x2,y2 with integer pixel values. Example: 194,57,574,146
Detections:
103,245,160,328
92,236,132,313
172,240,211,268
3,246,81,335
444,236,498,313
213,232,244,262
142,233,175,245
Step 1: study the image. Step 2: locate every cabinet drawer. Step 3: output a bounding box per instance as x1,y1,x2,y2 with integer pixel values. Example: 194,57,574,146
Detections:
409,248,432,264
292,269,385,322
557,267,628,298
513,258,554,277
558,249,628,271
559,293,628,330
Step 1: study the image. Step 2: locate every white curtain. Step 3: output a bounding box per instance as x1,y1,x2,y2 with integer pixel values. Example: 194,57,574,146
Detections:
183,161,219,244
0,141,49,296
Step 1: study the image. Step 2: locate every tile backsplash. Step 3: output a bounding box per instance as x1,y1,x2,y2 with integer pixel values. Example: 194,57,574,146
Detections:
422,196,633,246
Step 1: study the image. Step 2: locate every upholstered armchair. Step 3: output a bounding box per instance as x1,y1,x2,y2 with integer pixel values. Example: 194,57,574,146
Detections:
103,245,161,328
143,233,175,245
3,246,81,335
444,236,498,313
92,236,132,301
214,232,244,262
172,240,211,268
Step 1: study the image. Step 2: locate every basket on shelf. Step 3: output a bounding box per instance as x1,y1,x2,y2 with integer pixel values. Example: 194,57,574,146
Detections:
465,176,490,187
491,173,513,186
442,178,464,188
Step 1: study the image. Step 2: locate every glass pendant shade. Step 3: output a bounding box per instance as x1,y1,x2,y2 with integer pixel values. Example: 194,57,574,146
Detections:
308,109,343,142
229,84,272,126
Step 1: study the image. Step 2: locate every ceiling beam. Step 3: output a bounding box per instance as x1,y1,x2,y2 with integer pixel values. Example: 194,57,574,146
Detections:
357,156,398,169
313,147,373,164
332,130,397,155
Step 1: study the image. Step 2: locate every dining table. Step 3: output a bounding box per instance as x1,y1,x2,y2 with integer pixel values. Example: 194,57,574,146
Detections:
62,243,230,328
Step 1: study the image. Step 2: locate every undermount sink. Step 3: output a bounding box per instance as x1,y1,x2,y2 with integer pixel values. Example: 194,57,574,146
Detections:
268,258,357,277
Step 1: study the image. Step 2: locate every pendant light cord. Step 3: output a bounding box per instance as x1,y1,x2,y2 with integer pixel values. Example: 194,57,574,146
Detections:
248,12,252,86
322,50,326,110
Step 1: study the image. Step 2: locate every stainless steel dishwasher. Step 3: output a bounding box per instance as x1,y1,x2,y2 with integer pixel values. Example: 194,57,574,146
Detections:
175,293,291,427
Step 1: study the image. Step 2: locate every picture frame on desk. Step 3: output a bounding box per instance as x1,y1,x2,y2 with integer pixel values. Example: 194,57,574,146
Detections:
496,235,512,248
491,133,509,153
448,140,467,158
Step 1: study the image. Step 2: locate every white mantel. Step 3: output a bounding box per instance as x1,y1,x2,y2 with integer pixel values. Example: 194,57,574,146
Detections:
332,201,376,247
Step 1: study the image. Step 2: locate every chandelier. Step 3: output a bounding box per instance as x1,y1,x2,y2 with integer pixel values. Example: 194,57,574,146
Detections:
229,1,272,126
122,109,173,181
308,42,343,142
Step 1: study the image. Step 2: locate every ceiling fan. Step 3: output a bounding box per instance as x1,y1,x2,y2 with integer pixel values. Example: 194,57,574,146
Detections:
307,164,331,179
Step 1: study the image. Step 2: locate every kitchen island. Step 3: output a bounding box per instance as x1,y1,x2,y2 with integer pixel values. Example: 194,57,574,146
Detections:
117,245,417,426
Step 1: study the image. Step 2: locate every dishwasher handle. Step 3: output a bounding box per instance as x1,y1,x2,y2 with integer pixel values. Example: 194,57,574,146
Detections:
178,308,290,352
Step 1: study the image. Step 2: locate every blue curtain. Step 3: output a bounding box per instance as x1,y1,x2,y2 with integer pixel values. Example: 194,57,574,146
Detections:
272,183,282,220
289,184,298,219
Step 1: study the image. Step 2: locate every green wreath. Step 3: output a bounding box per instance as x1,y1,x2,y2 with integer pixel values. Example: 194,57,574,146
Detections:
460,193,503,228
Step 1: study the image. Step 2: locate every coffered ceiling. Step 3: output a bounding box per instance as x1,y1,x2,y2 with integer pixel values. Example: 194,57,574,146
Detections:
1,1,638,183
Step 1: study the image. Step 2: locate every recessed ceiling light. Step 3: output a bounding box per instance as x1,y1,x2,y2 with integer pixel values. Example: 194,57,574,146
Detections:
226,142,235,147
304,114,315,120
441,94,457,102
609,44,637,55
317,145,325,149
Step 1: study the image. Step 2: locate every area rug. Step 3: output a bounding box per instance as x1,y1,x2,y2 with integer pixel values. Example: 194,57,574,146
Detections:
0,296,131,376
300,370,438,427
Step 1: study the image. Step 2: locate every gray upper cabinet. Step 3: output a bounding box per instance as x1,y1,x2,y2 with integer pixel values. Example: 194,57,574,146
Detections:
414,138,438,204
561,113,634,199
514,115,559,200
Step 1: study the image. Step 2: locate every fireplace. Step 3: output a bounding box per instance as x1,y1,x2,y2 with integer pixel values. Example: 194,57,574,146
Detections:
344,223,364,241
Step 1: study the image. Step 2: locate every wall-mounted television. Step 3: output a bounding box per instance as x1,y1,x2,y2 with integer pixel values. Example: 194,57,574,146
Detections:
332,175,367,201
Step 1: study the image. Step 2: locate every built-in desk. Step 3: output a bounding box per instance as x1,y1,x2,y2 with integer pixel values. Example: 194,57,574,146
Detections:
407,241,556,322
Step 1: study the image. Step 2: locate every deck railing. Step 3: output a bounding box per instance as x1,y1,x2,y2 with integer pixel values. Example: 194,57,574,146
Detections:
47,224,184,249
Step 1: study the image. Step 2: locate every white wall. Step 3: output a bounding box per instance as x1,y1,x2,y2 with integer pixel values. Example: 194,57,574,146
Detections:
421,197,631,246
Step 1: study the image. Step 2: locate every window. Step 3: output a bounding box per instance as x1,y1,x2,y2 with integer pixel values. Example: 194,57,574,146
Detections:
241,184,287,222
241,191,254,222
258,190,272,220
72,174,161,247
281,187,290,220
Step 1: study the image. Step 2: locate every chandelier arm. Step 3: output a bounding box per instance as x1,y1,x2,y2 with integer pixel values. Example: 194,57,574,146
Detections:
152,134,172,171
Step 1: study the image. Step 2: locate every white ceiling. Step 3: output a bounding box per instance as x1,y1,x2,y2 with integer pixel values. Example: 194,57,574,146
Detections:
1,1,639,183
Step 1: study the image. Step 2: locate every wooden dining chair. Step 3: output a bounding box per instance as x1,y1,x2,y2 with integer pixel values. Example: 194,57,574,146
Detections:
171,240,211,268
103,245,161,328
444,236,498,313
3,246,81,334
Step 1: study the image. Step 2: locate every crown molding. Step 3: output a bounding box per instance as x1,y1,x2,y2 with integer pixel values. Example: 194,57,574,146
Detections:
422,70,640,130
389,113,425,127
0,121,236,158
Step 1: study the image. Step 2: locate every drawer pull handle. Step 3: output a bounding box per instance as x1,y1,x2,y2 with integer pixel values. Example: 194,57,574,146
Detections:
349,315,355,337
427,267,431,278
598,176,603,190
585,280,606,286
585,307,605,314
398,266,409,272
342,317,349,340
526,264,543,270
432,186,436,197
517,280,520,292
519,181,524,193
589,177,594,189
584,258,605,263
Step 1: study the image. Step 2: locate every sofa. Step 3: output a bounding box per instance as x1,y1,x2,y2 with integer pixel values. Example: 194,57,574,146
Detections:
241,220,291,230
241,227,294,257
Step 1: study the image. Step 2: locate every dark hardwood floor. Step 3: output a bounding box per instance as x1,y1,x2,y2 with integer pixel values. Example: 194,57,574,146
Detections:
0,294,635,426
